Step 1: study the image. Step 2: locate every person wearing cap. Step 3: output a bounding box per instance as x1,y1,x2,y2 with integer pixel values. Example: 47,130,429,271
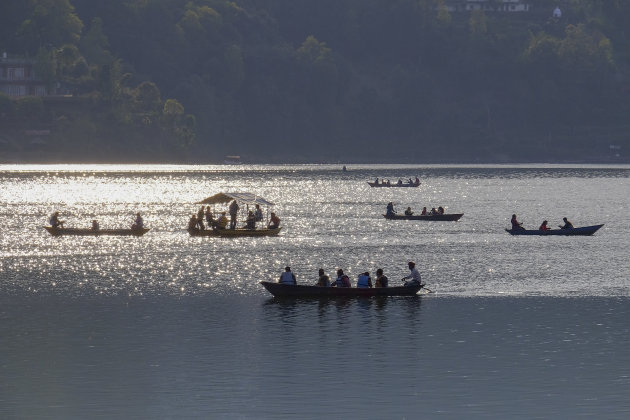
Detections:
316,269,330,287
268,212,280,229
279,266,296,285
356,271,372,288
402,261,422,287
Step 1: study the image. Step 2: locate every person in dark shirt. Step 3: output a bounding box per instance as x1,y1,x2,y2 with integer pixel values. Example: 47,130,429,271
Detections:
375,268,388,288
560,217,574,229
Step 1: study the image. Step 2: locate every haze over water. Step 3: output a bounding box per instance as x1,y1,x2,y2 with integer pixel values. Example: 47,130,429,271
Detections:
1,164,629,418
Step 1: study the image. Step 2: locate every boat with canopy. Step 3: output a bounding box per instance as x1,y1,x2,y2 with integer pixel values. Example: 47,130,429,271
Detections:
189,192,281,237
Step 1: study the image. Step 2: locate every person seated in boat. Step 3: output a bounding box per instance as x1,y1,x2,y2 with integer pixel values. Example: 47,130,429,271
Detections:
245,210,256,229
316,268,331,287
188,214,198,230
397,179,403,185
278,266,296,285
510,214,524,230
421,207,428,216
560,217,574,229
332,269,351,287
386,202,396,216
386,179,391,185
408,178,413,184
254,204,263,222
402,261,423,287
216,212,228,229
404,207,413,216
430,207,438,216
382,179,387,185
374,177,379,184
375,268,388,288
438,206,445,215
91,220,99,231
415,176,420,185
356,271,373,288
196,206,205,230
49,211,64,228
268,212,281,229
539,220,550,231
132,212,144,230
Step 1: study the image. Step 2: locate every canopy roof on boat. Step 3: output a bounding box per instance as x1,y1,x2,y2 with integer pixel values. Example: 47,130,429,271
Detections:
197,192,275,206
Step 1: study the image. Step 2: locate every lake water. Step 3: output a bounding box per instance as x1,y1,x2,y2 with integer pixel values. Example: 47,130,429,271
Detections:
1,164,629,419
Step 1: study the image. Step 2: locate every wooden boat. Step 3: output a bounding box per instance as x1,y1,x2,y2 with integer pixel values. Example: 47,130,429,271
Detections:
368,181,420,188
260,281,423,298
384,213,463,221
44,226,150,237
505,224,603,236
188,227,282,237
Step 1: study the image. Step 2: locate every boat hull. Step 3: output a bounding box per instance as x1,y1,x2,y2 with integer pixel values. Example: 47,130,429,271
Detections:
260,281,422,298
368,182,419,188
188,227,282,237
44,227,150,236
505,224,603,236
384,213,463,221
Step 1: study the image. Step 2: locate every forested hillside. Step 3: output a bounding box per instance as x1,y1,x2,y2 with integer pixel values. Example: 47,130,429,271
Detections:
1,0,629,163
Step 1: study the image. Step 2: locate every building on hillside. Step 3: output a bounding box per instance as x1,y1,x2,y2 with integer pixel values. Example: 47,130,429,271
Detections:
446,0,531,13
0,52,49,97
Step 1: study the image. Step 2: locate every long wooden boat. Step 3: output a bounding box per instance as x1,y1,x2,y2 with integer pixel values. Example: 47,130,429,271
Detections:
368,181,420,188
188,227,282,237
505,224,603,236
44,226,150,237
384,213,463,221
260,281,423,298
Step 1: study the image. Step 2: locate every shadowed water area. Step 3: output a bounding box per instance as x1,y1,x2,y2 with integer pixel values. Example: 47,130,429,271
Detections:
1,164,629,418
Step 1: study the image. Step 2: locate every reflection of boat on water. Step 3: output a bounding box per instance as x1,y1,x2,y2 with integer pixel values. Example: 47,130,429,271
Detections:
384,213,463,221
223,155,242,164
188,227,281,237
44,226,150,236
505,224,603,236
190,192,281,237
260,281,423,298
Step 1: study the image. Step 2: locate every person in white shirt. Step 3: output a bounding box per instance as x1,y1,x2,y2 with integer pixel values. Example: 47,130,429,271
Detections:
402,261,423,287
279,266,297,285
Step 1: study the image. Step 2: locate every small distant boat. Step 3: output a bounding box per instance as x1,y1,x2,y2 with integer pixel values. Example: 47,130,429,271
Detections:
505,224,604,236
260,281,423,298
44,226,150,237
384,213,463,222
223,155,242,164
368,180,420,188
188,227,281,237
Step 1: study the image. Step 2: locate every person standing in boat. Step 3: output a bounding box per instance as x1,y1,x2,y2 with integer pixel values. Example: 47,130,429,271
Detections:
268,212,280,229
228,200,239,229
511,214,524,230
560,217,574,229
356,272,373,288
196,206,205,230
386,202,396,216
332,269,351,287
279,266,297,285
316,269,331,287
49,211,64,228
375,268,388,288
539,220,550,231
402,261,422,287
91,220,99,231
254,204,263,222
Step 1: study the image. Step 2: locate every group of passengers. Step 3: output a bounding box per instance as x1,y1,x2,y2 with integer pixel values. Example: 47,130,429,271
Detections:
48,211,144,231
511,214,574,231
188,201,280,231
374,177,420,186
278,262,423,288
387,203,445,216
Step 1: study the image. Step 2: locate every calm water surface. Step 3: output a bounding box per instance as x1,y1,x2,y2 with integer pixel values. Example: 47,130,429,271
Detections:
1,164,629,418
